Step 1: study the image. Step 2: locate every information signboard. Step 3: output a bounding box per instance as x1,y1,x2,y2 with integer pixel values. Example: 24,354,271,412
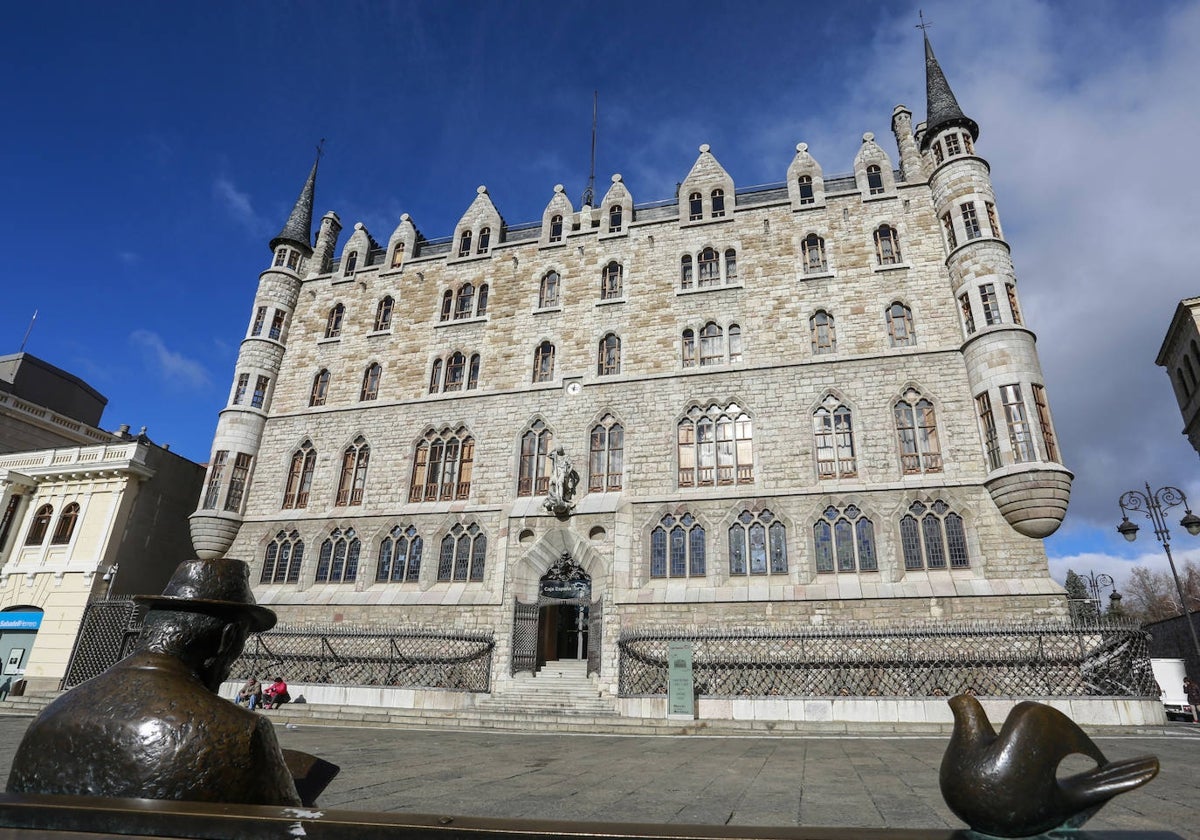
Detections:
667,641,694,719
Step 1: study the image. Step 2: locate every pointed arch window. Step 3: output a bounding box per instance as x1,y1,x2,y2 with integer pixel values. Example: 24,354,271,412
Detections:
814,504,876,573
699,322,724,366
539,271,560,308
814,395,856,478
711,188,725,218
681,328,697,368
476,284,489,316
598,333,621,376
457,229,472,257
549,215,563,243
477,226,491,253
429,358,443,394
874,225,901,265
25,504,52,545
601,261,623,300
261,530,304,584
360,363,382,401
467,353,480,390
650,513,705,578
680,255,694,289
374,296,394,331
900,500,969,570
455,283,475,319
315,527,360,583
728,324,743,363
698,247,719,287
440,290,453,321
533,341,555,382
797,175,815,205
518,420,554,497
802,234,826,273
729,509,787,575
50,503,79,545
589,414,624,492
724,248,737,282
445,352,466,392
437,522,486,582
810,310,835,354
866,165,884,195
335,436,370,506
344,251,358,275
410,427,474,502
282,440,317,509
895,389,942,474
390,242,405,268
377,525,422,583
688,192,703,221
886,302,916,347
677,403,753,487
325,303,345,338
608,204,623,232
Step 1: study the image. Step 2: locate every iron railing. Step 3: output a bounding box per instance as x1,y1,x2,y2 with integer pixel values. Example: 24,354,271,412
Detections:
617,620,1157,698
231,624,494,692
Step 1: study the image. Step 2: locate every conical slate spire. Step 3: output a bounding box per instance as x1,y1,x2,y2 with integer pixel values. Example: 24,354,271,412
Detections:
269,157,318,252
921,34,978,150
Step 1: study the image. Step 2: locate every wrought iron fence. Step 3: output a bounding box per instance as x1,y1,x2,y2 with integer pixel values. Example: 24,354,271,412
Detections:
231,624,494,692
618,620,1158,698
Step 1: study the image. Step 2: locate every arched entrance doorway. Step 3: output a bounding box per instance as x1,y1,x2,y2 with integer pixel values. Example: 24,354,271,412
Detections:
512,554,601,677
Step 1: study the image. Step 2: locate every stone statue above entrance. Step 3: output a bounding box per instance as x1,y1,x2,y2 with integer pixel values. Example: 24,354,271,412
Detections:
543,445,578,517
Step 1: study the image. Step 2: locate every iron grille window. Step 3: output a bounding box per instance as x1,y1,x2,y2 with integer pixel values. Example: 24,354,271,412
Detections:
410,427,474,502
377,525,422,583
894,389,942,474
650,513,705,578
282,441,316,509
677,403,753,487
589,415,623,492
814,504,876,573
315,527,359,583
437,523,485,581
261,530,304,584
729,509,787,575
900,500,969,569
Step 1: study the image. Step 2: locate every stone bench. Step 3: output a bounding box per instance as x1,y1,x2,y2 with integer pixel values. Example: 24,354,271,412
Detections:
0,793,1181,840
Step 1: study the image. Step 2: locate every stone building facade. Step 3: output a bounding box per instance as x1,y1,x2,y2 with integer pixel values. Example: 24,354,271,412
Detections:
1156,296,1200,457
191,38,1073,696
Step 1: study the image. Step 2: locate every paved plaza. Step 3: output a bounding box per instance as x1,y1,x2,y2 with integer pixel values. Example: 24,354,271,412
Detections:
1,714,1197,834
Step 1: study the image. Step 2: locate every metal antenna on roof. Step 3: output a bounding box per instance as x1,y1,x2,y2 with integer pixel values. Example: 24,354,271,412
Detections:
916,9,933,32
18,310,37,354
581,92,597,208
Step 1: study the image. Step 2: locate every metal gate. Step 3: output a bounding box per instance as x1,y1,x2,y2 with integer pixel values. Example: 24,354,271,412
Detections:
61,598,143,689
587,597,602,677
511,600,539,675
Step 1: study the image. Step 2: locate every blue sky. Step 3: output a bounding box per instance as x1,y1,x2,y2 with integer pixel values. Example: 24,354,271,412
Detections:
3,1,1199,587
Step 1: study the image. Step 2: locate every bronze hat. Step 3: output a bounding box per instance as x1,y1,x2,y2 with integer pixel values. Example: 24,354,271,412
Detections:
135,558,276,632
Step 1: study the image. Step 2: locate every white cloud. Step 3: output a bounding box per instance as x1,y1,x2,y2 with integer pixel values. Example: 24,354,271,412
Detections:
213,176,271,236
1046,545,1200,596
129,330,211,390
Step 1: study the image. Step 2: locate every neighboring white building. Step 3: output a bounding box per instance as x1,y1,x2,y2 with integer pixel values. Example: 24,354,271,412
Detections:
0,435,204,693
190,38,1074,699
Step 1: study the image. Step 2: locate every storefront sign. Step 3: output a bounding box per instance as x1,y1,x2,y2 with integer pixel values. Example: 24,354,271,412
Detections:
0,612,42,631
539,580,589,600
667,641,694,719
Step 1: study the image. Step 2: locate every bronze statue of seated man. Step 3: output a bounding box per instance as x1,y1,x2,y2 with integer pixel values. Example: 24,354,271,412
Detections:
6,558,302,806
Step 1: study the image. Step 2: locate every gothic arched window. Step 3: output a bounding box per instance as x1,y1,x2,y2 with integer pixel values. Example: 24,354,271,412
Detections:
477,226,491,253
711,188,725,217
533,341,555,383
598,333,621,376
457,229,472,257
377,525,422,583
814,504,876,573
802,234,826,273
688,192,703,221
677,403,753,487
729,509,787,575
601,261,623,300
455,283,475,319
900,500,969,570
539,271,560,308
887,301,915,347
518,420,554,497
875,224,901,265
315,527,360,583
409,427,474,502
374,296,394,332
437,522,486,582
335,436,370,506
866,165,884,195
814,395,856,478
261,530,304,584
589,414,624,492
810,310,835,354
549,215,563,243
360,362,381,401
895,389,942,475
282,440,317,509
650,513,705,578
609,204,623,232
325,303,344,338
698,247,719,286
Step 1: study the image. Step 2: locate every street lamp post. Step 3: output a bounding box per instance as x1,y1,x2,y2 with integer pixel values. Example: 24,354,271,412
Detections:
1076,571,1120,618
1116,483,1200,660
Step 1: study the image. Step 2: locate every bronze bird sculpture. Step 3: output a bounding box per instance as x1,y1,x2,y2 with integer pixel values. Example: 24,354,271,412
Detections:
940,694,1159,838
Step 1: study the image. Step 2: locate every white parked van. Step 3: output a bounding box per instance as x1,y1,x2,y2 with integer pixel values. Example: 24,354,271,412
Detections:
1149,658,1190,720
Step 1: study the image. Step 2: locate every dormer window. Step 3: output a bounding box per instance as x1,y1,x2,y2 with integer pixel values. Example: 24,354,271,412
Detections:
711,189,725,218
797,176,815,205
688,192,702,221
274,248,287,267
344,251,358,275
391,243,405,268
944,133,962,156
932,142,945,165
287,250,300,270
867,165,884,195
608,205,623,233
549,215,563,243
477,227,491,253
458,230,472,257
